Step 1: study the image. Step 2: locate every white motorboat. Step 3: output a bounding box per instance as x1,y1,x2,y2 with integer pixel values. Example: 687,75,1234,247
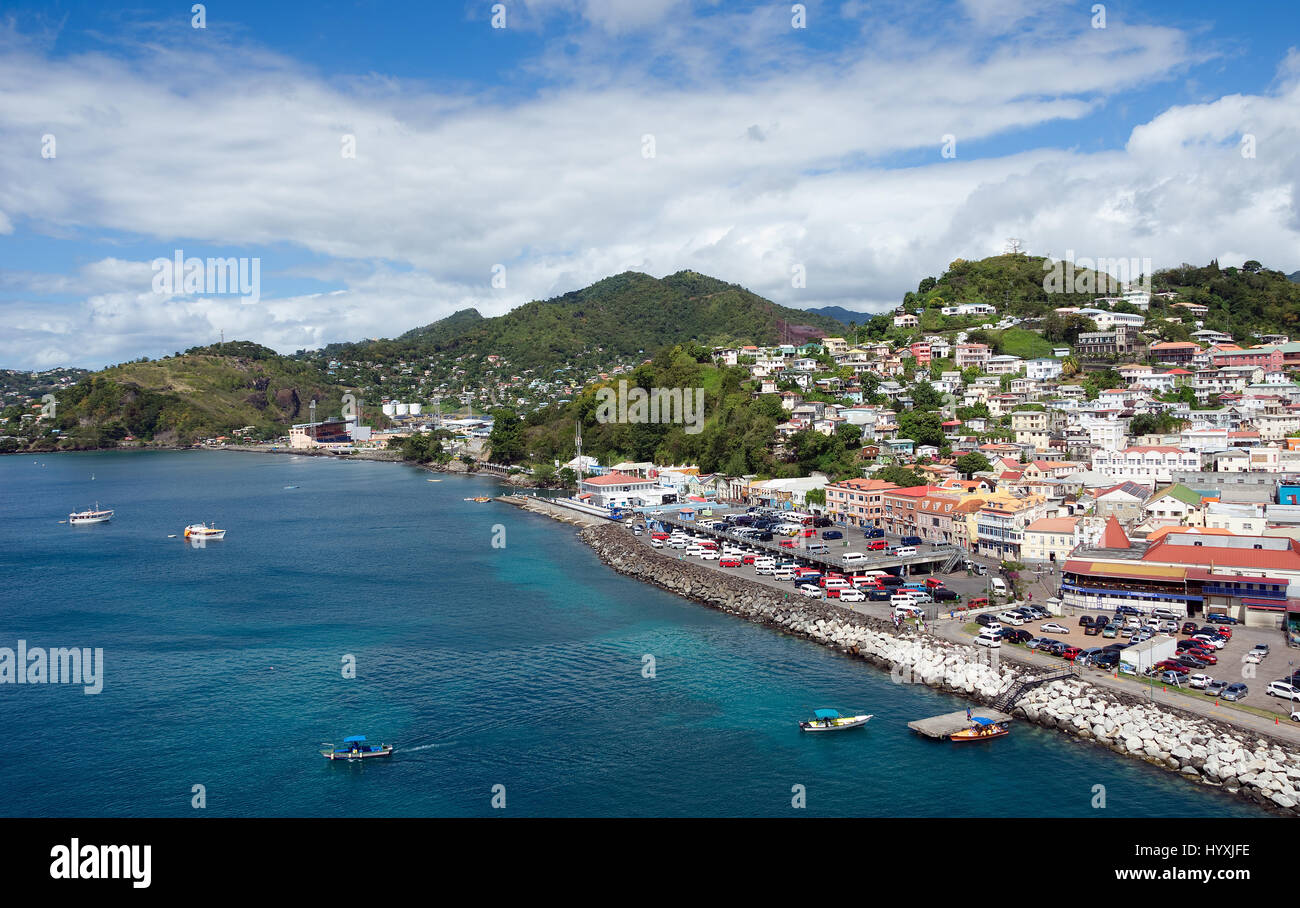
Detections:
69,504,114,525
184,523,226,541
799,708,873,732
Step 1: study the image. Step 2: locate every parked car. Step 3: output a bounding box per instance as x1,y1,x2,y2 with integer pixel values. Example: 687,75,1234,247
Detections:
1079,615,1094,627
997,612,1025,626
1040,622,1070,635
975,613,999,627
1156,670,1184,686
1101,625,1118,638
798,584,822,598
1001,629,1033,644
974,631,1001,648
1187,673,1212,689
1191,634,1226,650
1266,681,1300,701
868,588,892,601
1061,646,1082,661
1176,655,1208,669
822,530,843,540
1206,613,1239,625
718,557,742,567
968,597,989,609
866,540,886,551
1180,621,1199,635
1042,640,1067,656
899,535,922,547
1084,623,1101,636
1220,683,1249,702
1204,679,1228,697
1025,636,1050,651
1252,643,1270,658
1158,620,1179,633
1092,652,1120,670
933,588,959,601
864,527,885,539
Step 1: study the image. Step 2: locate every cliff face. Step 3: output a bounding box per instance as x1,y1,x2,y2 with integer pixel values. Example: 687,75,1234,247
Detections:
578,524,1300,815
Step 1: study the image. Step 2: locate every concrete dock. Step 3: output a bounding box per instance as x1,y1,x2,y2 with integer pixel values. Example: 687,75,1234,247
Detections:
908,709,1013,739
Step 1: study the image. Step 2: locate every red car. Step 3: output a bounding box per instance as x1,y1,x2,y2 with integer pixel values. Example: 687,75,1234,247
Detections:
779,540,796,548
1154,660,1190,674
925,577,944,589
1211,627,1233,640
866,540,886,551
651,532,670,541
1062,646,1082,661
719,557,742,568
1187,648,1217,664
741,554,756,565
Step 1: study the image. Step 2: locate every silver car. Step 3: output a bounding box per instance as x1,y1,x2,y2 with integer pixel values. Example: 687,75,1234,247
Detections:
1204,679,1228,697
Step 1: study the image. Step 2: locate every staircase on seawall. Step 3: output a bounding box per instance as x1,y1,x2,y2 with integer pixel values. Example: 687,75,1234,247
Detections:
990,666,1078,713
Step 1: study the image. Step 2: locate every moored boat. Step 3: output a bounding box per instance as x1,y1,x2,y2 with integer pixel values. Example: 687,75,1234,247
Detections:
69,504,114,525
950,716,1009,742
321,735,394,760
799,708,873,732
183,523,226,540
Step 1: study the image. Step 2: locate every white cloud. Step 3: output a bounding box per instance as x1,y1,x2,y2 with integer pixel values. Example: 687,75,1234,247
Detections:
0,10,1296,369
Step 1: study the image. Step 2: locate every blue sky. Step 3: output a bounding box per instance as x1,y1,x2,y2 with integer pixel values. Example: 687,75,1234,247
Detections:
1,0,1298,368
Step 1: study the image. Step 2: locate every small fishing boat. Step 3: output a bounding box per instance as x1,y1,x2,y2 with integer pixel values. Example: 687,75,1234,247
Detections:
799,708,873,732
69,504,114,525
283,485,299,489
950,716,1009,742
321,736,394,761
183,523,226,541
464,496,492,502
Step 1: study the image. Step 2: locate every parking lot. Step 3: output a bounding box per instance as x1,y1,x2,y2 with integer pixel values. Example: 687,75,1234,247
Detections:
628,519,1002,624
961,607,1300,721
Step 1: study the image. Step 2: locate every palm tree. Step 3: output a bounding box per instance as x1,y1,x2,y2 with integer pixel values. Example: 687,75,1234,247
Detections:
1061,355,1081,377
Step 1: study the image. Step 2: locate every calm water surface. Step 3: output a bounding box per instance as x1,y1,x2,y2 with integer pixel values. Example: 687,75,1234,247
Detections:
0,451,1263,817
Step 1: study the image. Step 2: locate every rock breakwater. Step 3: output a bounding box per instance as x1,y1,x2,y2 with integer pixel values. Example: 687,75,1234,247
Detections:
580,524,1300,814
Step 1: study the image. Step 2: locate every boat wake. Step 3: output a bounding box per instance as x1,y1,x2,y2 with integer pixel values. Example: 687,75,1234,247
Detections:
400,742,452,753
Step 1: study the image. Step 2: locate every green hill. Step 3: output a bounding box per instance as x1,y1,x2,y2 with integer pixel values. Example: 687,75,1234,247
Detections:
1153,261,1300,339
311,270,846,383
32,342,344,450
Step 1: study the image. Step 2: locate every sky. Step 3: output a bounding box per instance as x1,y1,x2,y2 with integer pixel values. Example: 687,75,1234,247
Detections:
1,0,1298,370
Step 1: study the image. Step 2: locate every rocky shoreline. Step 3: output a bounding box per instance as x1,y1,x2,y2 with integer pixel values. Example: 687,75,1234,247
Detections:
580,523,1300,815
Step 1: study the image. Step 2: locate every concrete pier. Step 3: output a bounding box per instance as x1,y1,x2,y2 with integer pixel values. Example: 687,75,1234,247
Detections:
908,709,1013,739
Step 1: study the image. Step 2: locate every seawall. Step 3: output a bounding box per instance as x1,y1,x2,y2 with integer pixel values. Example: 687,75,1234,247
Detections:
578,522,1300,815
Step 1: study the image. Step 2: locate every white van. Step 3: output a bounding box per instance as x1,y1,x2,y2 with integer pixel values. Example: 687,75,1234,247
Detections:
842,552,868,566
891,595,919,610
974,631,1002,648
893,602,926,619
989,577,1008,596
805,543,830,554
892,546,918,557
772,567,795,581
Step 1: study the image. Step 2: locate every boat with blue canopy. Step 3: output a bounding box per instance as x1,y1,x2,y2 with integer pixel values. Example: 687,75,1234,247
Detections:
949,716,1009,742
799,708,873,732
320,735,394,760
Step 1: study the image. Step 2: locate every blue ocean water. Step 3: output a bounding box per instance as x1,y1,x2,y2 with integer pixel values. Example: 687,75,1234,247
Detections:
0,451,1263,817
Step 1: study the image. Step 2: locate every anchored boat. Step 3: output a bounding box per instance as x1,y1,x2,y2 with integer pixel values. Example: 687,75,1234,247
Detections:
321,735,394,760
183,523,226,541
799,708,873,732
950,716,1009,742
68,504,114,525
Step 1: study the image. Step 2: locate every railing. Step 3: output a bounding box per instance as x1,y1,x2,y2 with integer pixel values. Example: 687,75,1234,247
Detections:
991,667,1078,712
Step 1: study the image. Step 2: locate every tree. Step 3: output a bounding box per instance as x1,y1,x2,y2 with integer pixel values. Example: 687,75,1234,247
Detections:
487,407,526,464
805,488,827,506
910,380,943,411
955,452,992,478
898,410,944,448
872,465,928,487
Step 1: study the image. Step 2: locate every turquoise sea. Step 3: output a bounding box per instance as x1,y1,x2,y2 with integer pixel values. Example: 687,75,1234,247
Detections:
0,451,1264,816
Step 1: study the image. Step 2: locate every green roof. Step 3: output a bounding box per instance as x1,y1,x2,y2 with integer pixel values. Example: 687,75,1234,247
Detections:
1146,483,1203,507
